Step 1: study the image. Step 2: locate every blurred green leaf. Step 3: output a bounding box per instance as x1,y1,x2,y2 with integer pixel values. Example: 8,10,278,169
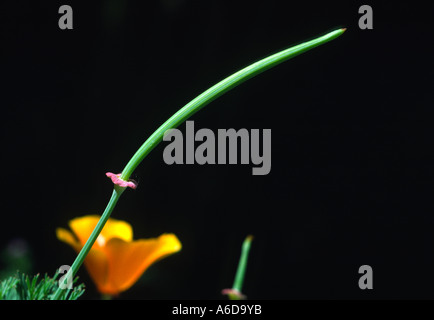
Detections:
0,272,85,300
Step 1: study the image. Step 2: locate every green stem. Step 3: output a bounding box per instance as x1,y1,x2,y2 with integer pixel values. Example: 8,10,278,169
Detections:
53,28,345,299
232,235,254,293
52,186,124,300
120,28,345,180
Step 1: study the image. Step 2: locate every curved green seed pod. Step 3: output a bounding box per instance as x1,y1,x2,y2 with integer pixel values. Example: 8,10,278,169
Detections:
121,28,346,180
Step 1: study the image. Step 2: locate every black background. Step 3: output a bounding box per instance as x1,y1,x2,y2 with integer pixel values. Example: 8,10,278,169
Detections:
1,1,433,299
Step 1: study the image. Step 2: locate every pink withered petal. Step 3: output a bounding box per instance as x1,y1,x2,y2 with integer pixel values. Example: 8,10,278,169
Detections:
106,172,138,189
221,288,246,300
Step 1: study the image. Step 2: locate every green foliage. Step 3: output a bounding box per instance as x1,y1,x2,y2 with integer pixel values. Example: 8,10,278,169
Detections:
0,272,85,300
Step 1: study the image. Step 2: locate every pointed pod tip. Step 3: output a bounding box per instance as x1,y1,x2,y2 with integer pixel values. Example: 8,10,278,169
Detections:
341,28,347,32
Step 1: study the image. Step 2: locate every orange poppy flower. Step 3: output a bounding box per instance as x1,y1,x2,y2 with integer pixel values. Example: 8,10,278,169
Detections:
56,215,181,295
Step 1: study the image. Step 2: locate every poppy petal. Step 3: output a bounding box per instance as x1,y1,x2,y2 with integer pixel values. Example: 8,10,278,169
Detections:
68,215,101,247
104,234,182,293
56,228,80,249
69,215,133,248
82,247,111,294
100,217,133,243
